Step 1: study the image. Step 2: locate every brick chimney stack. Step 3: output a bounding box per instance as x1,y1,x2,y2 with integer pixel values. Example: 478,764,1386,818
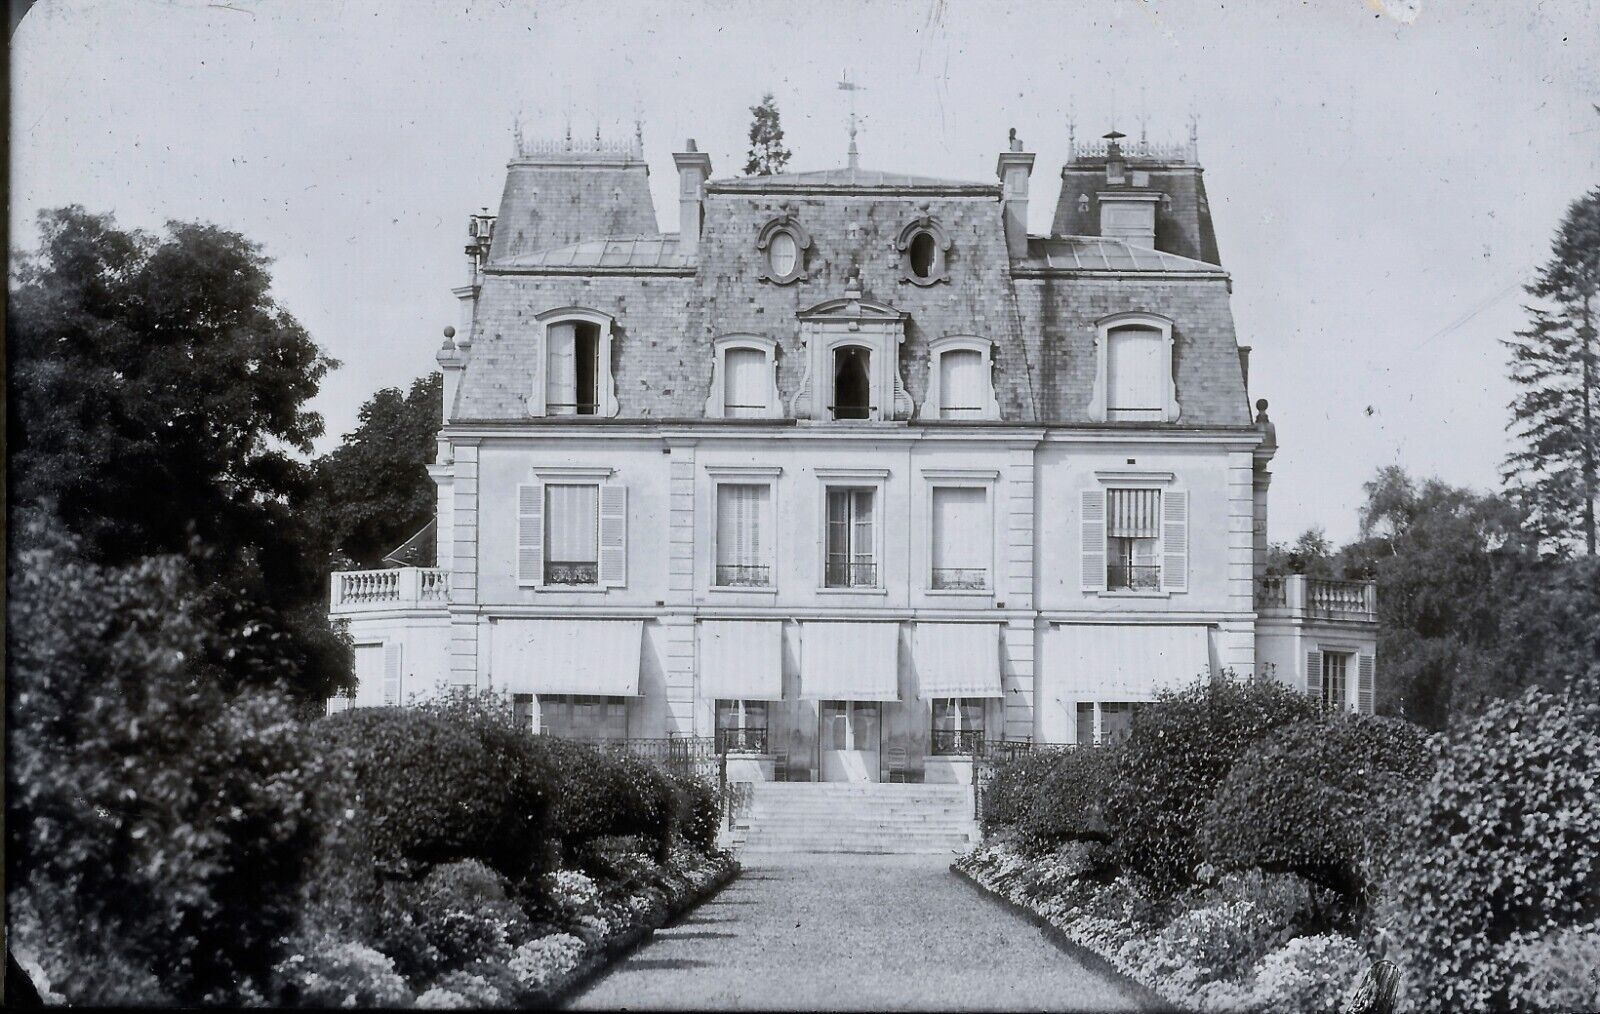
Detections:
673,139,713,257
996,128,1035,260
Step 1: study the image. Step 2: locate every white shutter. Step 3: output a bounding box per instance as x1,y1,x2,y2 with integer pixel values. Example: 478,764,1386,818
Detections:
1358,654,1375,714
546,322,577,415
1161,489,1189,592
932,487,985,572
1080,489,1107,592
1107,328,1163,415
1306,650,1324,701
725,348,767,417
939,349,982,418
598,483,627,587
383,643,403,705
516,482,544,587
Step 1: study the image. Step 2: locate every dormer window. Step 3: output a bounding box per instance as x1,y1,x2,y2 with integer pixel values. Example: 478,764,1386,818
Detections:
768,232,798,278
909,233,937,278
757,213,812,285
705,335,782,419
1098,193,1159,250
529,307,619,418
896,215,951,286
924,335,1001,421
1088,312,1179,423
832,346,872,420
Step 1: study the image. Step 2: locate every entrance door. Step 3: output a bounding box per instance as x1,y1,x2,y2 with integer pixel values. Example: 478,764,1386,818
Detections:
819,700,881,782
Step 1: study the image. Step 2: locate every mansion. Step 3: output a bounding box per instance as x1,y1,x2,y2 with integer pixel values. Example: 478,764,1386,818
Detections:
328,124,1378,783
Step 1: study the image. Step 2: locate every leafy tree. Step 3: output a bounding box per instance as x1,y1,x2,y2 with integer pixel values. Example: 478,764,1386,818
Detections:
1266,526,1342,577
312,372,443,568
1504,187,1600,555
7,206,347,698
743,92,792,176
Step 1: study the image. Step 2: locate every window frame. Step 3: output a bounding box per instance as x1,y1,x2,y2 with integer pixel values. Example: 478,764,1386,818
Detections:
830,343,875,420
1084,470,1183,598
756,214,813,285
895,214,952,287
921,468,999,597
1087,311,1179,423
529,306,620,418
1318,646,1356,712
924,334,1001,421
704,334,783,419
714,698,771,754
816,468,889,594
520,465,621,592
706,465,782,594
542,481,602,587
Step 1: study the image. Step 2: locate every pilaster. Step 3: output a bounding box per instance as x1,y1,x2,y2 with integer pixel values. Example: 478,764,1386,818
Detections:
448,440,480,687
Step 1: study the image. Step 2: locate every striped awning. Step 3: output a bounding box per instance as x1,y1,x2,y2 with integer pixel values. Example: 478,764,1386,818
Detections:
1107,488,1161,538
799,622,899,701
698,620,784,700
490,619,644,696
913,623,1003,698
1052,624,1210,698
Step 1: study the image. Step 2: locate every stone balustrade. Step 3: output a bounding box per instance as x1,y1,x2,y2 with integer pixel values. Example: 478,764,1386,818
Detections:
329,567,449,613
1256,573,1376,622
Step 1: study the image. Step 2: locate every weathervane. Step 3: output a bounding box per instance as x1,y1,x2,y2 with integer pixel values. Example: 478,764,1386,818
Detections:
839,71,865,170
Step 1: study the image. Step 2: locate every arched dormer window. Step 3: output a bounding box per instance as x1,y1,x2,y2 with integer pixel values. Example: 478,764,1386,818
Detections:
924,335,1001,421
528,307,620,418
1087,311,1179,423
896,214,951,286
757,212,813,285
705,335,782,419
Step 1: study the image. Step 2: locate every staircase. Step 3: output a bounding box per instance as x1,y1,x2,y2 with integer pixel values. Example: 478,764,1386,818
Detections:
731,782,980,856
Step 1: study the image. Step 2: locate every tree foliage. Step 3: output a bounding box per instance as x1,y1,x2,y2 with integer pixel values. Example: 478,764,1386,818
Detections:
1504,186,1600,555
743,92,792,176
7,206,347,697
312,372,443,568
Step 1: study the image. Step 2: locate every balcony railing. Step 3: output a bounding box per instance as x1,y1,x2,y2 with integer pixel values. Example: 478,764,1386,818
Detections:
1257,574,1377,622
825,560,878,588
715,726,769,754
715,564,772,588
932,568,988,591
1107,563,1162,590
545,560,599,585
546,402,599,416
930,728,986,756
330,567,449,613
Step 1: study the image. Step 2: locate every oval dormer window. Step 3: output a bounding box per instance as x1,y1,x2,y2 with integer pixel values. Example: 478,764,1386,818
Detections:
896,216,950,286
768,230,798,279
909,232,937,280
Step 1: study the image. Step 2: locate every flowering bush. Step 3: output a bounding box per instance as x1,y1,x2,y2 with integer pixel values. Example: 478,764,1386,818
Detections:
1372,682,1600,1013
414,987,470,1008
272,937,412,1008
1504,921,1600,1012
402,861,529,974
1245,933,1364,1013
674,775,722,850
1146,901,1275,987
508,933,586,989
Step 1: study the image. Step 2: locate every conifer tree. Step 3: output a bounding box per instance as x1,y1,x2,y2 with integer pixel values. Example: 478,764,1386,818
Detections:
1504,188,1600,555
743,93,792,176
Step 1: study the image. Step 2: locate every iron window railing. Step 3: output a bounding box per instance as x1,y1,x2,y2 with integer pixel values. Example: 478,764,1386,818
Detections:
932,568,988,590
714,727,769,754
715,564,772,588
546,402,600,415
930,728,985,756
544,560,599,585
825,560,878,588
1107,563,1161,590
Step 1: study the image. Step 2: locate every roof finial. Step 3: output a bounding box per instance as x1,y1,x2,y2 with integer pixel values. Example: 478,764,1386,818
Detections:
1188,111,1200,162
839,70,865,170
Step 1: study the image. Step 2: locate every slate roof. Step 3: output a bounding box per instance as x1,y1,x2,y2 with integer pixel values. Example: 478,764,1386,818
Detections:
499,235,691,270
708,166,997,192
1019,237,1226,274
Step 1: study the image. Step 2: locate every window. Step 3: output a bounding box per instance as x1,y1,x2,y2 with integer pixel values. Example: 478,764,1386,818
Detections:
715,699,769,753
544,483,599,585
513,693,535,732
715,483,772,587
705,335,780,419
931,486,988,590
1076,701,1142,745
538,694,628,742
832,346,872,420
896,216,951,286
547,320,601,415
931,698,985,755
1089,313,1178,423
767,232,798,278
1106,488,1161,590
757,215,812,285
825,487,876,587
909,232,937,278
926,336,1000,421
1322,651,1351,711
821,700,880,751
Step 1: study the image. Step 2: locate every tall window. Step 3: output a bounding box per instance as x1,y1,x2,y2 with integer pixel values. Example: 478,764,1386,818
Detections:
931,486,988,590
1077,701,1142,745
931,697,985,755
547,321,601,415
1106,488,1161,590
1106,327,1166,422
1323,651,1350,710
715,483,771,587
938,349,984,419
825,487,876,587
832,346,871,420
715,699,769,753
513,693,535,732
539,694,627,742
723,347,770,418
544,484,599,585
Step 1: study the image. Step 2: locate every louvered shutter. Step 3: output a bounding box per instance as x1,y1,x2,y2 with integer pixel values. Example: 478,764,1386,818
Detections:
383,643,404,705
1306,650,1324,701
516,483,545,587
1080,489,1107,592
546,322,577,414
598,484,628,587
725,348,767,417
1358,654,1375,714
1161,489,1189,592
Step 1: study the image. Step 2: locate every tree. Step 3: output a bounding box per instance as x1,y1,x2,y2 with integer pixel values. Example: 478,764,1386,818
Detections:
1266,526,1341,577
743,92,792,176
1504,187,1600,555
7,207,347,698
312,372,443,568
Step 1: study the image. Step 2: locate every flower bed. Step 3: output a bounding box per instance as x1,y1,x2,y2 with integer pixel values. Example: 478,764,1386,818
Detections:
957,839,1364,1013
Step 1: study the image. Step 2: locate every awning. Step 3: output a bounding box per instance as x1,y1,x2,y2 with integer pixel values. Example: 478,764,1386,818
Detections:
1053,624,1210,697
913,623,1003,698
490,619,644,696
799,622,899,701
698,620,784,700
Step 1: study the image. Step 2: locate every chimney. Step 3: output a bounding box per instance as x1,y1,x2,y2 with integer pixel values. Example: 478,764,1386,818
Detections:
437,326,466,424
673,139,713,257
996,128,1036,260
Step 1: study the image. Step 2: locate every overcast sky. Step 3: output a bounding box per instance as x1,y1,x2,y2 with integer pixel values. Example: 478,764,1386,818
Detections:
12,0,1599,543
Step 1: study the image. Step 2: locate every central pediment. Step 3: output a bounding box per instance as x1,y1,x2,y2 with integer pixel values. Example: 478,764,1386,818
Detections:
797,295,907,324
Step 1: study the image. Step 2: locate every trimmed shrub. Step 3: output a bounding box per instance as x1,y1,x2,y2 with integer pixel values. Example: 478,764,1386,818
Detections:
1247,933,1364,1014
981,750,1068,834
1020,745,1121,854
1198,714,1432,924
272,936,413,1008
536,739,676,861
1504,921,1600,1013
673,774,722,850
1372,682,1600,1013
1103,671,1318,894
404,861,529,974
1146,901,1279,987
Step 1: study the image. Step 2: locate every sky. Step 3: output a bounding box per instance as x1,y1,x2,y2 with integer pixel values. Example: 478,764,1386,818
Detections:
11,0,1599,544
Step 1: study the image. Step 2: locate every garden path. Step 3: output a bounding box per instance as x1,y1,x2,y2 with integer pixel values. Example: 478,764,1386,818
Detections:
568,853,1154,1011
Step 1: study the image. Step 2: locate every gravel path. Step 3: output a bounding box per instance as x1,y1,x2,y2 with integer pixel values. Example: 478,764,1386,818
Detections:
568,854,1152,1012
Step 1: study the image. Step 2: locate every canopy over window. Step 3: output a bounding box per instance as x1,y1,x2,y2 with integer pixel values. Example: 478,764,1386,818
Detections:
698,620,784,700
1107,488,1161,539
799,622,899,701
913,623,1003,698
1051,624,1210,698
491,619,643,696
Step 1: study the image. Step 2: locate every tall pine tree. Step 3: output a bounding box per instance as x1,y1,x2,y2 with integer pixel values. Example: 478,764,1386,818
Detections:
743,93,792,176
1504,188,1600,555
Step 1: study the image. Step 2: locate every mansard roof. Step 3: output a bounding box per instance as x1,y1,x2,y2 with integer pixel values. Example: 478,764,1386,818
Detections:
1017,237,1227,275
498,235,691,270
708,166,998,195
